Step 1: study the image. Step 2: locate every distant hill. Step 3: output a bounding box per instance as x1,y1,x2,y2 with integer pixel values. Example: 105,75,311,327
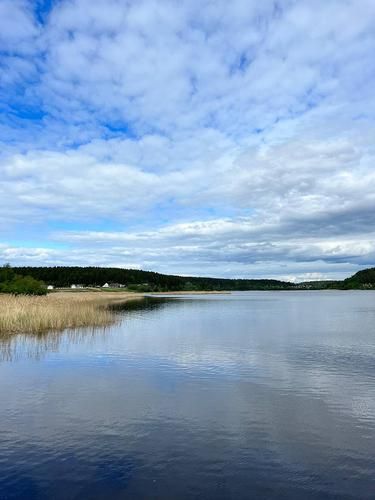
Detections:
11,265,375,291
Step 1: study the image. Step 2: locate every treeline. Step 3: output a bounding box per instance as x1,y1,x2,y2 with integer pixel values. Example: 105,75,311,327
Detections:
5,265,375,293
0,265,47,295
12,266,296,291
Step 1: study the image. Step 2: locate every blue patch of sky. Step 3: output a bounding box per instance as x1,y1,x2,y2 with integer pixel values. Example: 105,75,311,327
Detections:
228,52,253,77
0,224,66,250
104,122,138,140
0,73,44,132
8,104,46,122
238,53,250,71
33,0,58,24
303,86,325,110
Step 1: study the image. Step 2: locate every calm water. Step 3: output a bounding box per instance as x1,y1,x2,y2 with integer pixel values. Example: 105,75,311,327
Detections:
1,291,375,499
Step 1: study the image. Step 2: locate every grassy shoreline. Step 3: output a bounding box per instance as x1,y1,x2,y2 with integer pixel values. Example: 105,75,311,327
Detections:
0,291,145,335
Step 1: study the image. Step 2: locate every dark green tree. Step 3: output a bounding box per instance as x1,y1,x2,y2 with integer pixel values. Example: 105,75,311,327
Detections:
0,264,47,295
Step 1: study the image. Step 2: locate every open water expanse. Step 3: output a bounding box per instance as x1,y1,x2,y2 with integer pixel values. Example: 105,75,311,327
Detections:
0,291,375,499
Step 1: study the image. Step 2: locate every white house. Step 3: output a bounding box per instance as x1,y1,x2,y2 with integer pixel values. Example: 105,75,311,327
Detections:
102,283,109,288
47,285,54,290
71,284,77,289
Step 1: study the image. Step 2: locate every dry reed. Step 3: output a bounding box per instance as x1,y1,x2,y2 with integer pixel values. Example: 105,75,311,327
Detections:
0,292,144,335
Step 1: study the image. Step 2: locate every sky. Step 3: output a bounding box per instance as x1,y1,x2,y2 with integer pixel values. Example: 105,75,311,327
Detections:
0,0,375,281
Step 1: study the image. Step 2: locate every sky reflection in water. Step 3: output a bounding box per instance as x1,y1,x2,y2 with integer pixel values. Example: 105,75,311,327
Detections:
0,291,374,499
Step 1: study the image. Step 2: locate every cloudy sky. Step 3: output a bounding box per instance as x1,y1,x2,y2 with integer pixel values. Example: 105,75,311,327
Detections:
1,0,375,281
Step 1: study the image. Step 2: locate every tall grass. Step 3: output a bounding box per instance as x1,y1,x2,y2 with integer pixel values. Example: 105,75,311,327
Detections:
0,292,143,335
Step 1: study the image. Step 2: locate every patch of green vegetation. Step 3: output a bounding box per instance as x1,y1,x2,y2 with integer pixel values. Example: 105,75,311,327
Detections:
0,264,47,295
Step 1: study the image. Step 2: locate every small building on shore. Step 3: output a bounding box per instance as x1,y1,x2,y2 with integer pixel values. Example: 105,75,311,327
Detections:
47,285,54,290
102,283,126,289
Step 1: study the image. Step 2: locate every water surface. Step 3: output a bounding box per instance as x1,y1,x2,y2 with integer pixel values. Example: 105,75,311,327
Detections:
1,291,375,499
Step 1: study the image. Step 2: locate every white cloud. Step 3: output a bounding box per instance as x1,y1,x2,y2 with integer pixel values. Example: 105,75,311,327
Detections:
0,0,38,51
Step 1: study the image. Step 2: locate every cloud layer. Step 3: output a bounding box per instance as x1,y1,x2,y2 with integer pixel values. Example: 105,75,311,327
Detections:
1,0,375,279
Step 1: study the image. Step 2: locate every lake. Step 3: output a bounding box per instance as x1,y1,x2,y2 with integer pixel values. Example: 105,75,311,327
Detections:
0,291,374,499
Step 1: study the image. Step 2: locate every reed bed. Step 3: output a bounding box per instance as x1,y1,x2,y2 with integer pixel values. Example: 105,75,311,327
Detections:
0,292,143,335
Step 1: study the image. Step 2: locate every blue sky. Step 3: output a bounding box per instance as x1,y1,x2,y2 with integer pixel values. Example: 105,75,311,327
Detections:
1,0,375,281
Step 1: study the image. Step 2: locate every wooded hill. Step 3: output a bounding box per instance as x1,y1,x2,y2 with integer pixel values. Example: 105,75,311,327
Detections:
342,267,375,289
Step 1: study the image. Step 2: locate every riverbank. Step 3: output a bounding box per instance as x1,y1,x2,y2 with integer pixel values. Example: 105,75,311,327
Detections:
0,292,144,335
